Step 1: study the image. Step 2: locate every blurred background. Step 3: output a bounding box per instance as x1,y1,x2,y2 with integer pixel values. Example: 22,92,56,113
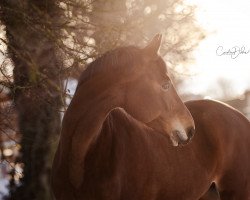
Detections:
0,0,249,199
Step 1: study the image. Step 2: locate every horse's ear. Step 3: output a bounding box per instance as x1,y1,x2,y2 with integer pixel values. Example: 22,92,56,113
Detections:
143,34,162,58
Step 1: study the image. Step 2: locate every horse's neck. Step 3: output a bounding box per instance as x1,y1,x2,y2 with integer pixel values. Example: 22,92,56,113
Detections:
68,79,122,189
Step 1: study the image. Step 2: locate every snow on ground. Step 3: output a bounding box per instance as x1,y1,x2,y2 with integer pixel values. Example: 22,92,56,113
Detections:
0,175,9,199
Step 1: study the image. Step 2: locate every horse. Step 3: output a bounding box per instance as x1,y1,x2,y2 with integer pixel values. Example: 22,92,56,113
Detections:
51,34,195,199
199,183,220,200
51,34,250,199
186,100,250,200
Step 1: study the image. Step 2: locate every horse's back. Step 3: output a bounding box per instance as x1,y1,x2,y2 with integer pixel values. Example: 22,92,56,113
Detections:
186,99,250,161
185,99,249,124
186,99,250,141
186,100,250,199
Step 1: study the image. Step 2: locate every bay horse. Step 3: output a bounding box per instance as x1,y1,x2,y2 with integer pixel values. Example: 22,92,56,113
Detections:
51,34,250,199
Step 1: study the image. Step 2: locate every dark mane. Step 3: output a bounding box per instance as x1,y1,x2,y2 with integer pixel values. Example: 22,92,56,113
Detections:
77,46,142,89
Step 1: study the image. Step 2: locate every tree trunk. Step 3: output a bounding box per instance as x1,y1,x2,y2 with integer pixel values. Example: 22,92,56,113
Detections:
0,1,63,199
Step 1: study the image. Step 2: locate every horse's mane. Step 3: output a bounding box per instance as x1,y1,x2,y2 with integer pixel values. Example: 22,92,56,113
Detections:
77,46,143,89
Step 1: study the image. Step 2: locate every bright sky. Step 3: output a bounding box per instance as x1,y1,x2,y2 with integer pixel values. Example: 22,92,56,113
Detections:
179,0,250,99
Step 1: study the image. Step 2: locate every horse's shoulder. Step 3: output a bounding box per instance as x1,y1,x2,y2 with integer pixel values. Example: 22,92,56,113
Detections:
107,108,130,121
105,108,136,127
104,108,150,133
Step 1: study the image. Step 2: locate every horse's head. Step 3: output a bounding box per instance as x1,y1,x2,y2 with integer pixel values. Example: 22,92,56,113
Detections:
77,34,195,146
121,34,195,146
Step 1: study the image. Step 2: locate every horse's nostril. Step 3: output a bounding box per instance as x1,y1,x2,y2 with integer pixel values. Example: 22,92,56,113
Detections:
187,127,195,139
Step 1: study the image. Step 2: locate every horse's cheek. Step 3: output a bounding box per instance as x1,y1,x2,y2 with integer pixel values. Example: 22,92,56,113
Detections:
127,98,161,123
123,81,161,122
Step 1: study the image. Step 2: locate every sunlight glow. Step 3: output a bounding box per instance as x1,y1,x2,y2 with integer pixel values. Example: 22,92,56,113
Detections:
181,0,250,99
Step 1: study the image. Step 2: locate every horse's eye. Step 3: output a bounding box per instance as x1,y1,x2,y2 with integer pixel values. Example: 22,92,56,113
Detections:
162,80,171,90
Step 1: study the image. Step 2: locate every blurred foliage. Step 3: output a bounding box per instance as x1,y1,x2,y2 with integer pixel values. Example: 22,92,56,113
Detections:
0,1,63,199
58,0,205,76
0,0,204,199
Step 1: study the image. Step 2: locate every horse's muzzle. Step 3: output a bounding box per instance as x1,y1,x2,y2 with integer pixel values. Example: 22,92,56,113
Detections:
170,127,195,146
